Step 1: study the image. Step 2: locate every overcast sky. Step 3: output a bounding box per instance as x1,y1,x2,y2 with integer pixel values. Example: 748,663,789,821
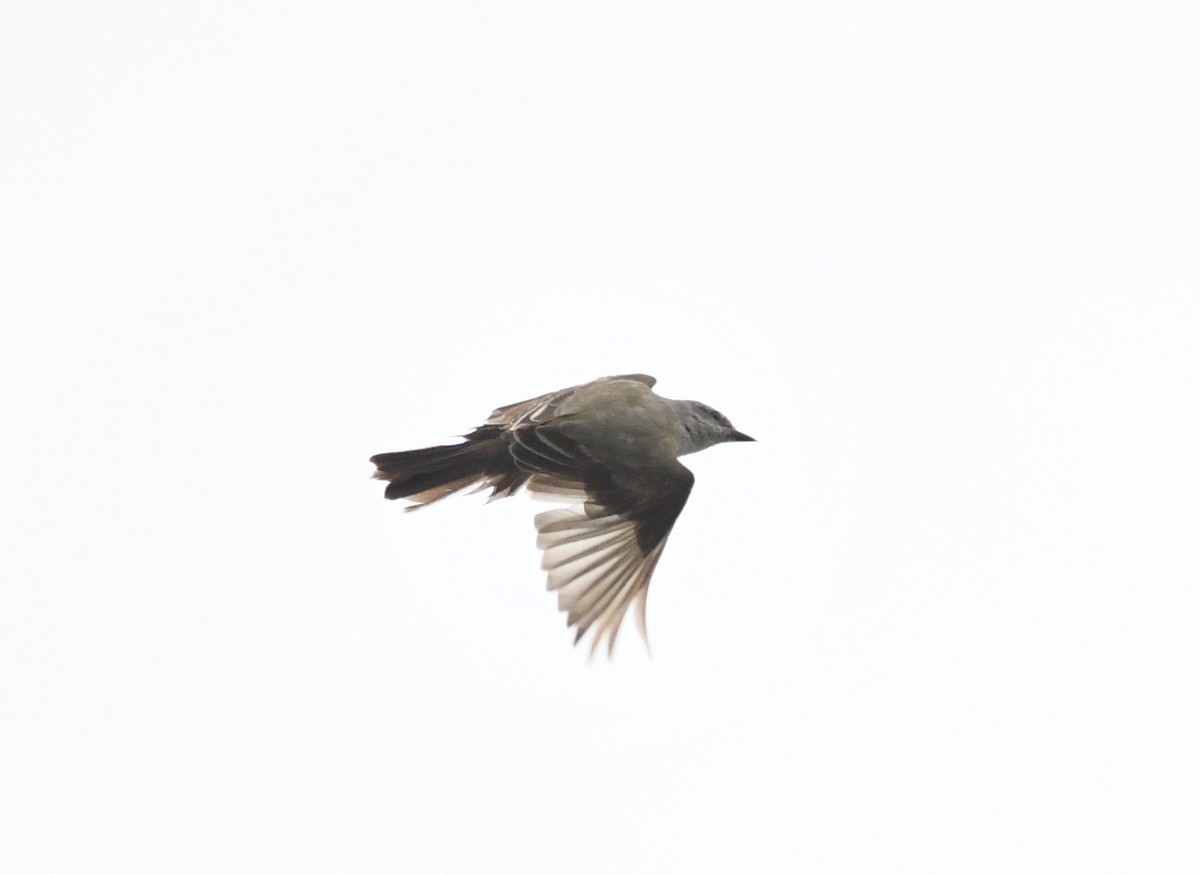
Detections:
3,2,1198,871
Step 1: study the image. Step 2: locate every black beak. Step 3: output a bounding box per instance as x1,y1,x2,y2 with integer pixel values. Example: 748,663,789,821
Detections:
730,430,756,442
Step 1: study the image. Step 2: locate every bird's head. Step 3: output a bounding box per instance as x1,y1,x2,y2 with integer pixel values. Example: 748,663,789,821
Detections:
674,401,755,456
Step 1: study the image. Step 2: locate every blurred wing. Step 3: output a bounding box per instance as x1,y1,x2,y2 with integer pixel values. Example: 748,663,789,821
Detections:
532,460,694,656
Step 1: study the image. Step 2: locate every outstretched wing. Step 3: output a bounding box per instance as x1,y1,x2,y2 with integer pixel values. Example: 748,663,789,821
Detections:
529,454,694,656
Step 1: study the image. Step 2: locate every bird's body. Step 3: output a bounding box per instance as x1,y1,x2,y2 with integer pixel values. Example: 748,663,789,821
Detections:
370,374,753,654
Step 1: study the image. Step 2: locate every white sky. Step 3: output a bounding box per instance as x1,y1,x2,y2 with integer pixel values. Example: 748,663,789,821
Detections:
2,1,1198,871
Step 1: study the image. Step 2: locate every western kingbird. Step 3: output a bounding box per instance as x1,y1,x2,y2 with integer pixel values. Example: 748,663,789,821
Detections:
371,373,753,654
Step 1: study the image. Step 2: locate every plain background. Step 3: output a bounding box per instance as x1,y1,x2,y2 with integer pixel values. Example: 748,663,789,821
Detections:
2,2,1197,871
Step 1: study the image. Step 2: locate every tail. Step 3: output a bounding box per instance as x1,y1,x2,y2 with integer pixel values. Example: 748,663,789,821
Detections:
370,427,527,509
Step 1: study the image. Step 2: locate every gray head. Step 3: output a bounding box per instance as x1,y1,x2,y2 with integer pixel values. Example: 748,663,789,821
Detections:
671,400,755,456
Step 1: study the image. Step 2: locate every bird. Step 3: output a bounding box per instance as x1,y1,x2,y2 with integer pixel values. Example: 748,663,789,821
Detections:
370,373,754,655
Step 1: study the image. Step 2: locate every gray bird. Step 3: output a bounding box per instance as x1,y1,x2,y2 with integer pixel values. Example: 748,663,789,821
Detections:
370,374,753,654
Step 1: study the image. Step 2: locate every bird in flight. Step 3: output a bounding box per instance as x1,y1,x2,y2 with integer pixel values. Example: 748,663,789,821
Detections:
370,373,753,655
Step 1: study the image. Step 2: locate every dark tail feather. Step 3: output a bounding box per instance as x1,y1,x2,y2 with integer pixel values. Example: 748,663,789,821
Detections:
370,429,526,509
